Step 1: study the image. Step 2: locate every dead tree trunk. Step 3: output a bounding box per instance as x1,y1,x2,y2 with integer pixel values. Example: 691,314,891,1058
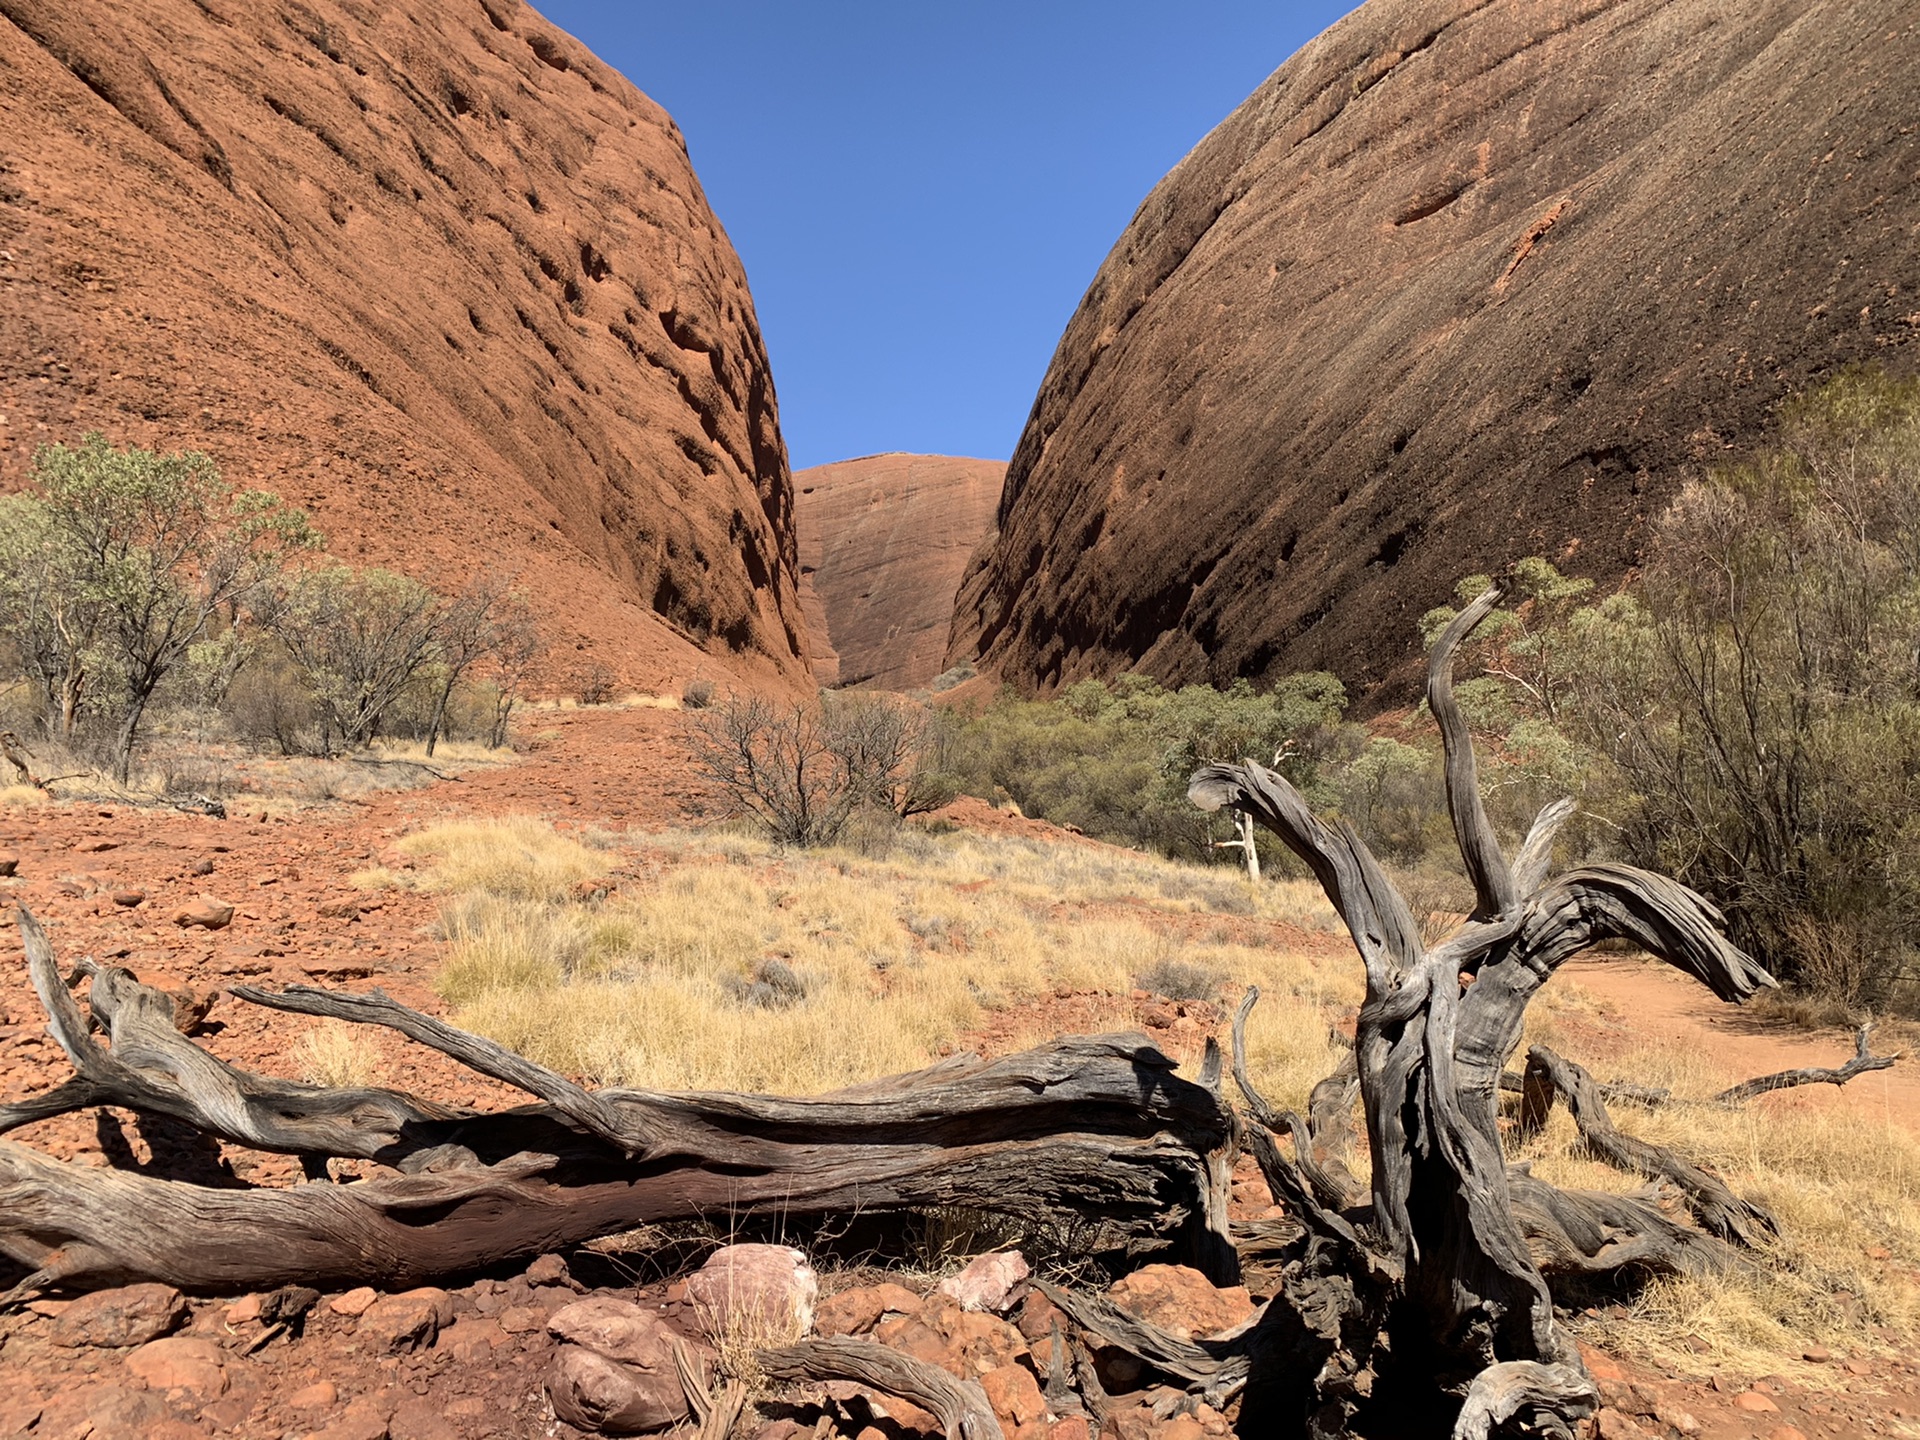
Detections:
0,906,1236,1301
1189,581,1777,1438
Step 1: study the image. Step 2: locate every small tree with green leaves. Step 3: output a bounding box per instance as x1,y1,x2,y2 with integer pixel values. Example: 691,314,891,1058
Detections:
256,566,444,752
2,436,317,779
0,493,101,742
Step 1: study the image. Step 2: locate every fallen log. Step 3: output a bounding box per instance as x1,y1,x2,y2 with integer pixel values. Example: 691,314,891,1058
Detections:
1714,1023,1904,1104
0,907,1237,1299
1520,1045,1778,1248
760,1338,1004,1440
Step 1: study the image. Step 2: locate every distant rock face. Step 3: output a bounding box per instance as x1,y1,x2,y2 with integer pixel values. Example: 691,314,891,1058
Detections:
949,0,1920,697
795,453,1003,690
0,0,807,687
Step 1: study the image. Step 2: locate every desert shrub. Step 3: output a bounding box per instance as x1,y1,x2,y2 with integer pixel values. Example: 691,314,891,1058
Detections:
934,673,1348,862
0,435,316,777
1468,372,1920,1009
687,692,944,846
574,662,616,706
253,566,445,751
1133,957,1224,1001
683,678,716,710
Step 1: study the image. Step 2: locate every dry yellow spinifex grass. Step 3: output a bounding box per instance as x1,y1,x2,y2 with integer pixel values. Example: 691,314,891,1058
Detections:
399,815,1920,1373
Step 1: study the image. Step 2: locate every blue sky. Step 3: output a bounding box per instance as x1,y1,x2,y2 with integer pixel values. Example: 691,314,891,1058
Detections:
537,3,1355,470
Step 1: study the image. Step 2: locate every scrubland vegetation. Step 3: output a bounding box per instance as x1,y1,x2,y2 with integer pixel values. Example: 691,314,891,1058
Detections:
383,812,1918,1371
0,435,543,802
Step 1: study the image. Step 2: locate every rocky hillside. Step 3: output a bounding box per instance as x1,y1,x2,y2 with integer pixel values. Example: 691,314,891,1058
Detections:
794,453,1003,690
0,0,807,689
948,0,1920,697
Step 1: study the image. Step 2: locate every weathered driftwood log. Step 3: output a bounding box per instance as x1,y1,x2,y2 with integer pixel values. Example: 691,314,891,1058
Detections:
760,1338,1004,1440
5,909,470,1162
1519,1045,1778,1248
1713,1023,1903,1104
0,907,1235,1300
1190,580,1777,1438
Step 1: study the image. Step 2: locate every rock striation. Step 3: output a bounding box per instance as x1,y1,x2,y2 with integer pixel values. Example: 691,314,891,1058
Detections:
794,453,1002,690
0,0,807,687
948,0,1920,697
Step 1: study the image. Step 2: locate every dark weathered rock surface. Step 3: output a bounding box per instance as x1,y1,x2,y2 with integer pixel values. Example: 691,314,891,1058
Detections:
795,453,1003,689
0,0,807,689
948,0,1920,697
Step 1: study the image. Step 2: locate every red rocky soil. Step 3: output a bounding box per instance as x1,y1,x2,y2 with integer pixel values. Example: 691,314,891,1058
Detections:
0,0,808,694
948,0,1920,699
0,706,1916,1438
793,454,1004,691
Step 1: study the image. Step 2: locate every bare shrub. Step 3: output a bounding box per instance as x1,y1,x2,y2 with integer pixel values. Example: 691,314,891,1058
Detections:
683,678,716,710
574,662,616,706
725,958,809,1010
686,693,942,847
1133,957,1224,1001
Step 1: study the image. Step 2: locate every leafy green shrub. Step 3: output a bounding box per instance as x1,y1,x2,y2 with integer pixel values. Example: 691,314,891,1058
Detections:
1541,370,1920,1008
0,435,316,777
931,673,1348,862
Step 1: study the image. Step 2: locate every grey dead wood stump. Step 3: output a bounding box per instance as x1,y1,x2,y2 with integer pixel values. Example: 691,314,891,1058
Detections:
1185,582,1781,1438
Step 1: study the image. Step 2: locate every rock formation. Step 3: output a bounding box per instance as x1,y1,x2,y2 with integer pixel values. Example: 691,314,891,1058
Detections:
948,0,1920,697
0,0,807,689
794,453,1002,690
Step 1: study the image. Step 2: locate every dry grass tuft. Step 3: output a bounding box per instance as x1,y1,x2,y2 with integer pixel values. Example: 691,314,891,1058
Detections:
0,784,47,808
291,1020,383,1088
398,815,611,902
416,818,1347,1096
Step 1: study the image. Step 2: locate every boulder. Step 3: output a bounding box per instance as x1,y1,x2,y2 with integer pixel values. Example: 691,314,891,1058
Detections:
328,1286,378,1317
683,1243,817,1344
171,895,234,930
547,1296,682,1373
815,1287,888,1338
938,1251,1030,1313
356,1287,454,1353
123,1335,228,1398
947,0,1920,699
980,1364,1048,1430
1105,1265,1253,1340
873,1296,1027,1379
48,1283,188,1348
547,1345,691,1435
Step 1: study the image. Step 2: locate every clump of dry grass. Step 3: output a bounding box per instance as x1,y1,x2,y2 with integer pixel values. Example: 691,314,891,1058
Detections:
292,1020,383,1088
398,815,611,901
415,817,1348,1096
0,783,46,808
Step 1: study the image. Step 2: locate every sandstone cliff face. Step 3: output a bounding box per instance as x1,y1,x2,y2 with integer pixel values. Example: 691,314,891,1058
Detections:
794,454,1004,691
0,0,806,688
949,0,1920,697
